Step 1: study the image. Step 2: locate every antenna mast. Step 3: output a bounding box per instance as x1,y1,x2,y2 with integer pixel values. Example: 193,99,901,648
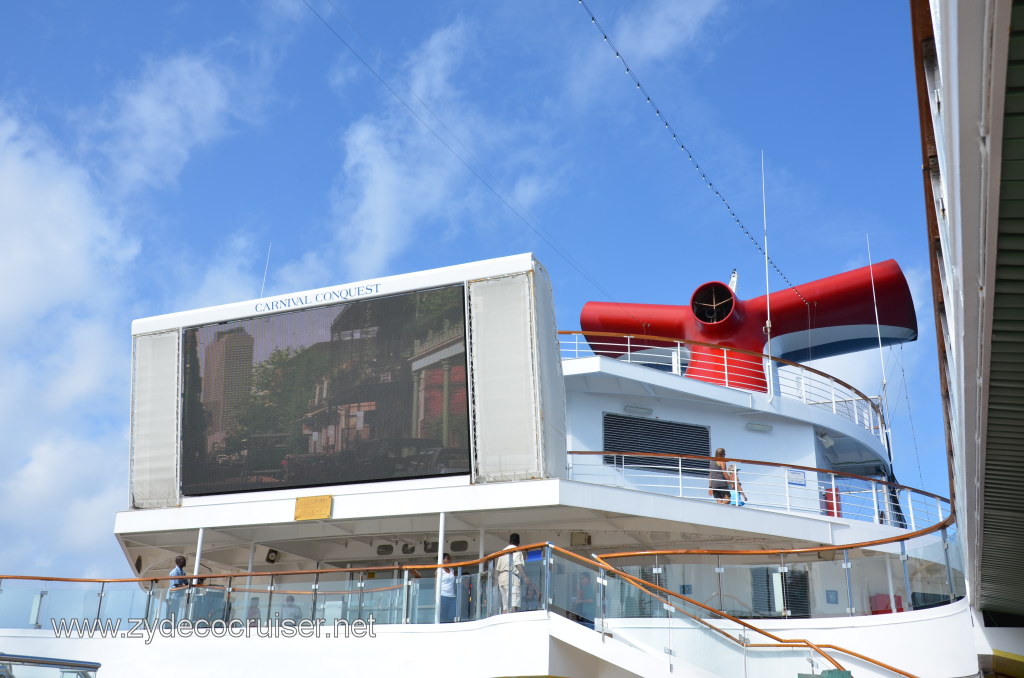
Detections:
260,242,272,298
866,235,893,465
761,152,774,402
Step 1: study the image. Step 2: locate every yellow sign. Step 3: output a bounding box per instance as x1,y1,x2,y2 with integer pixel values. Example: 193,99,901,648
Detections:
294,495,333,521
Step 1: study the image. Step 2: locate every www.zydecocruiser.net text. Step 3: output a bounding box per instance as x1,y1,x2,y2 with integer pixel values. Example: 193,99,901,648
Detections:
51,616,377,643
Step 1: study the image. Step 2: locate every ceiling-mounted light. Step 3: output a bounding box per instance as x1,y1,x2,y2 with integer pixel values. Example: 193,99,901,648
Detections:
624,404,653,416
817,432,835,448
745,422,773,432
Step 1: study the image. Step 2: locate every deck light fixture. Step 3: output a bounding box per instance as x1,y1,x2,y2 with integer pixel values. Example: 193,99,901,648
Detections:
745,422,773,433
623,404,653,416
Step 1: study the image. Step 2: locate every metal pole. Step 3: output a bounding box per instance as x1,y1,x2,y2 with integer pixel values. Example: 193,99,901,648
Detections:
871,481,880,523
542,544,552,611
843,550,854,616
901,541,913,611
477,528,485,621
435,512,445,623
96,581,106,621
193,527,206,580
907,491,917,531
941,527,955,602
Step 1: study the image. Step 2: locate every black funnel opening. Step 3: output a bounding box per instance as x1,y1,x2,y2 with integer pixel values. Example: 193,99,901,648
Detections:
691,282,735,324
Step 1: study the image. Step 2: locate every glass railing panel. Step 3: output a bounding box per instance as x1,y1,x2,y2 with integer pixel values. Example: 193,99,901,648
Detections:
226,574,273,625
359,574,404,625
548,552,601,628
96,581,154,625
409,575,436,623
264,574,316,624
183,579,230,623
32,581,103,632
0,580,49,629
945,525,967,600
719,556,789,620
315,572,365,625
850,547,910,615
746,646,825,678
663,599,746,676
655,556,720,614
905,531,951,610
779,553,849,619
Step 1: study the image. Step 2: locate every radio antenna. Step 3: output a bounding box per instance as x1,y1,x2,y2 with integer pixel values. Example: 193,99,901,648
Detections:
866,234,893,464
762,152,774,403
260,242,272,299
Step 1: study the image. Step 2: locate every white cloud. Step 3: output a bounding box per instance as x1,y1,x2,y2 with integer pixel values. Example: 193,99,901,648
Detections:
90,55,234,193
617,0,723,63
0,111,136,331
0,106,135,576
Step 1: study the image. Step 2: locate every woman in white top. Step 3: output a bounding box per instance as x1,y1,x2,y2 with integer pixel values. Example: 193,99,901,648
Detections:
439,553,457,623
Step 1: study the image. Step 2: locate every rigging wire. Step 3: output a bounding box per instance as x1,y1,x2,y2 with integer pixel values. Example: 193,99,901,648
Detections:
300,0,619,303
893,345,926,490
575,0,809,307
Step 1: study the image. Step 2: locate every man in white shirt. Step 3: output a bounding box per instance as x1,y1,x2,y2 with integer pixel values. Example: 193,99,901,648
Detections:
493,533,530,612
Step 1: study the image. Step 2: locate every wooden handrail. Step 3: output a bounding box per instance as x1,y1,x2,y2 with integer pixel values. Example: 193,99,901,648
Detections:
0,541,924,676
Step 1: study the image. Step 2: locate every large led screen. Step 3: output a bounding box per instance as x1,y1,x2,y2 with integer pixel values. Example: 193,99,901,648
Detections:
180,285,470,495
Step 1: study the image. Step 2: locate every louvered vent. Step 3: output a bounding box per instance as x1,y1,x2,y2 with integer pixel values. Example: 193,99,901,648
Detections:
602,413,710,472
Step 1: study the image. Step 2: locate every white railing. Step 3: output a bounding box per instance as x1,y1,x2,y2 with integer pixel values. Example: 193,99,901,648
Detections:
560,331,887,448
568,452,948,532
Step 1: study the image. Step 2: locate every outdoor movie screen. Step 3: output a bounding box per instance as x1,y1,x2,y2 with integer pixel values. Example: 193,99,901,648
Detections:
180,285,470,495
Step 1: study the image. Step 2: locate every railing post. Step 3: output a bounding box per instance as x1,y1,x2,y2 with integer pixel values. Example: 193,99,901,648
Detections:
831,473,838,517
784,469,792,512
542,544,552,612
871,481,880,523
901,541,913,611
311,571,320,623
830,381,837,414
936,497,944,522
843,550,854,616
942,527,956,602
626,336,632,363
96,581,106,621
673,341,682,375
402,569,410,623
575,333,580,358
144,579,155,623
907,491,917,531
723,349,729,387
800,369,807,403
678,457,683,498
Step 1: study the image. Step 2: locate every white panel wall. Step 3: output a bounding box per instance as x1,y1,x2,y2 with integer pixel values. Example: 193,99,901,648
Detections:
469,269,566,482
130,331,180,508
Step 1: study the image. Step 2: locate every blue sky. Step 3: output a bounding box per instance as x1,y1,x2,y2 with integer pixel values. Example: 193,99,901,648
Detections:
0,1,938,578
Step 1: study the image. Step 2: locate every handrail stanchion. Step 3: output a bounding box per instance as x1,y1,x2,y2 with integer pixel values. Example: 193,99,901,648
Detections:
907,491,917,531
311,571,320,624
784,469,792,512
626,336,632,363
723,348,729,387
542,544,552,613
843,549,854,616
401,569,410,624
831,381,837,414
871,481,880,523
96,581,106,621
678,457,683,498
942,526,956,602
901,541,913,611
800,369,807,403
144,579,155,623
936,497,944,522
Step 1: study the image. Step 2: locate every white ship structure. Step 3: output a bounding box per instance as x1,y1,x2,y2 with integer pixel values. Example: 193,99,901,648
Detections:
0,252,977,678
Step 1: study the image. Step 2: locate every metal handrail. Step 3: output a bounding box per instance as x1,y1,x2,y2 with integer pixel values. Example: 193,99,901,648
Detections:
560,330,889,448
569,450,949,531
